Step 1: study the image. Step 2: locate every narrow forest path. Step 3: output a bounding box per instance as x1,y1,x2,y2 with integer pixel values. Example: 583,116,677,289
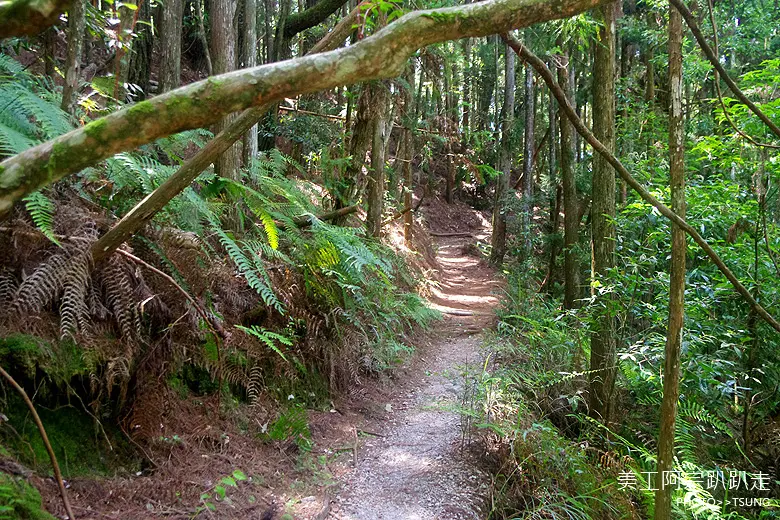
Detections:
323,227,503,520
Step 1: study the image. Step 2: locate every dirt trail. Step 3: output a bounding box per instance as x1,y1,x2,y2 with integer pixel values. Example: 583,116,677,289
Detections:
326,230,502,520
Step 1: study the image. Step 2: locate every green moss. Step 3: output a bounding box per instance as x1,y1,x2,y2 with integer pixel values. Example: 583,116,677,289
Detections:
0,472,56,520
0,335,89,387
3,393,141,478
83,118,108,140
127,100,156,118
420,10,460,23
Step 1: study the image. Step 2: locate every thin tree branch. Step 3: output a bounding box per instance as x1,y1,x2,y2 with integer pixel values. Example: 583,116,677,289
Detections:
0,366,75,520
706,0,780,149
0,0,610,214
502,33,780,334
670,0,780,142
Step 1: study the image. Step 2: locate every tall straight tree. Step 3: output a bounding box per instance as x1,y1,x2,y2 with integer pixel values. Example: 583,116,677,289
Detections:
489,43,516,266
242,0,259,163
61,0,86,113
558,48,579,310
365,82,390,238
159,0,185,93
588,0,618,423
212,0,243,179
654,2,685,516
522,54,535,256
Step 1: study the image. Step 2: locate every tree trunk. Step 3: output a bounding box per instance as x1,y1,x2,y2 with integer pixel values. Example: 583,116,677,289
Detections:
366,83,389,238
61,0,86,113
243,0,259,164
462,37,472,134
559,50,579,310
588,0,618,423
128,0,153,100
654,3,685,517
522,58,535,256
443,57,455,204
212,0,243,179
114,0,139,100
159,0,185,93
196,0,214,74
489,43,515,266
644,12,655,103
402,65,415,246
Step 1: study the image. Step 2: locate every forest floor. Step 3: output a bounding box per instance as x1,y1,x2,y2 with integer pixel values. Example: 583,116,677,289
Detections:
296,204,503,519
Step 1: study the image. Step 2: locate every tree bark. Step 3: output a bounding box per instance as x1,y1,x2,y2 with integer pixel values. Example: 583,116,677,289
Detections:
160,0,185,93
243,0,259,163
558,49,579,310
654,4,685,516
114,0,139,100
212,0,243,179
522,57,535,256
489,43,515,266
402,65,415,246
61,0,86,114
366,83,389,238
128,0,153,99
588,0,618,424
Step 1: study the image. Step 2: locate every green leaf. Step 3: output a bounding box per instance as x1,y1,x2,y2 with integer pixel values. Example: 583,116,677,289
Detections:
232,470,248,481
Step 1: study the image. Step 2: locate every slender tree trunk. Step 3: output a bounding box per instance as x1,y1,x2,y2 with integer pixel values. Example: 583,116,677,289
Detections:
402,65,415,246
212,0,243,179
588,0,618,423
489,43,515,266
654,4,685,517
559,50,579,310
61,0,86,113
43,27,56,78
114,0,139,100
242,0,259,164
160,0,185,93
366,83,389,237
128,0,153,99
462,37,472,134
195,0,214,74
644,12,655,103
444,58,455,204
522,59,536,255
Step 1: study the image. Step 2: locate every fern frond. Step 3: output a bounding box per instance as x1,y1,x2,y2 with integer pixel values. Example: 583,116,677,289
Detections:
15,252,72,313
23,191,59,245
236,325,293,363
59,253,92,340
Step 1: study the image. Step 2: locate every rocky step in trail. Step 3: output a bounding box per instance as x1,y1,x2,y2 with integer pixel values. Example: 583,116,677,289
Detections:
314,229,502,520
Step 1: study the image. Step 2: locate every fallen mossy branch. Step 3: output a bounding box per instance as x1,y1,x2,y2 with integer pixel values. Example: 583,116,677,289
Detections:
0,0,608,214
502,33,780,334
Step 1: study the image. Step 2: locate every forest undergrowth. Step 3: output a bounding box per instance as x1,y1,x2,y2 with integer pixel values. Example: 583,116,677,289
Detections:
0,53,442,518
